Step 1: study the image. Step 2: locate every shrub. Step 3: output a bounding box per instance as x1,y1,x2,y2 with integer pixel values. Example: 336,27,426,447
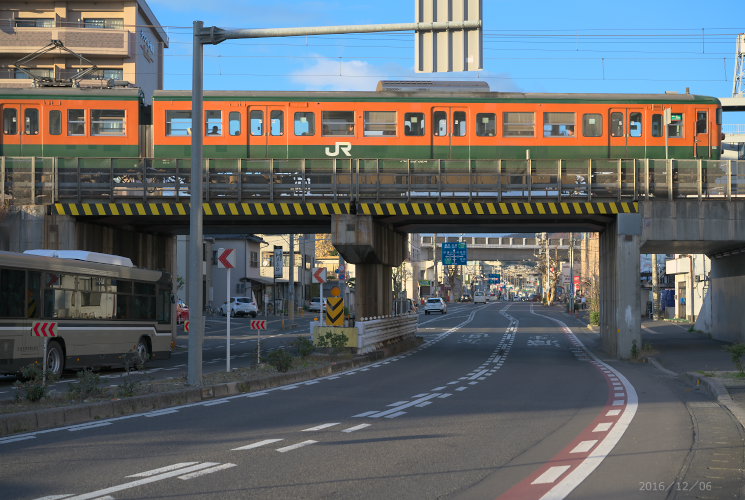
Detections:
68,369,103,400
293,337,315,358
724,343,745,376
13,363,56,402
116,376,142,398
589,311,600,325
316,331,349,352
265,349,293,373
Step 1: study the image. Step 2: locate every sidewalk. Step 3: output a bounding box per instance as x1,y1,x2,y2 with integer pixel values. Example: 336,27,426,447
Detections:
552,303,745,429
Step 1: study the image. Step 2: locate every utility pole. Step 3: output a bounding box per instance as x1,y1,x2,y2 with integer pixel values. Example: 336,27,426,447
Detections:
651,253,660,320
289,234,295,326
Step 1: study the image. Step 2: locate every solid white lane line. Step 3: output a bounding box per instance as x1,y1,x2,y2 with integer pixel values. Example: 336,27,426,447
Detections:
231,439,284,451
570,440,599,454
532,465,571,485
276,440,317,453
342,424,371,433
353,411,380,418
387,401,409,407
127,462,200,477
67,422,112,432
302,423,339,432
0,435,36,445
33,496,74,500
178,463,237,480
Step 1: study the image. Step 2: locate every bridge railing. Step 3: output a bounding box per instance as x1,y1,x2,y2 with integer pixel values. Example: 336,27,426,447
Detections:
1,157,744,205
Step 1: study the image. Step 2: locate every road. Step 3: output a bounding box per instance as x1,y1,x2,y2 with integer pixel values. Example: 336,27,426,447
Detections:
2,302,742,499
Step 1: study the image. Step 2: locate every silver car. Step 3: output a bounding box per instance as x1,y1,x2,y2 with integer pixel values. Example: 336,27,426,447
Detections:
424,297,447,315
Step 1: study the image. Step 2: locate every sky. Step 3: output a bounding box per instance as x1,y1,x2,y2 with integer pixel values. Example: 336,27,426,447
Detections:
146,0,743,106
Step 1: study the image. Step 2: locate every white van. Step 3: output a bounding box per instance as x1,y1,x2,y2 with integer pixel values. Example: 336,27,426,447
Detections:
474,291,486,304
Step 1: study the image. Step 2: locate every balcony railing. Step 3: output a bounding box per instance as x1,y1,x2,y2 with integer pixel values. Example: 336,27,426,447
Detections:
1,157,744,206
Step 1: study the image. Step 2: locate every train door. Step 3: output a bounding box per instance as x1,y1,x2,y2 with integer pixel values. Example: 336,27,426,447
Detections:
432,106,469,159
608,108,645,158
694,109,710,159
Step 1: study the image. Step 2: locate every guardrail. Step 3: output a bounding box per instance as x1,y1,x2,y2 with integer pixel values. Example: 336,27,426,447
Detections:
1,157,744,205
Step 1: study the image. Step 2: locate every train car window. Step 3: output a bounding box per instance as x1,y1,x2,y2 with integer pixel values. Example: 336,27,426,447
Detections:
91,110,125,136
49,110,62,135
24,108,39,135
364,111,396,136
629,112,643,138
250,110,264,136
166,110,191,136
434,111,447,136
652,114,663,137
229,111,241,136
68,109,86,136
453,111,467,137
476,113,496,136
503,112,534,137
543,112,575,137
270,110,284,136
668,113,684,138
206,110,222,136
696,111,707,134
582,113,603,137
294,112,315,136
3,109,17,135
404,113,425,136
322,111,354,136
716,108,722,125
610,112,624,137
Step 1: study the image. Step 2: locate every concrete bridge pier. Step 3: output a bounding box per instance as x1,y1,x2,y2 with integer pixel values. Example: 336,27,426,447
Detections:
599,213,642,359
331,215,407,319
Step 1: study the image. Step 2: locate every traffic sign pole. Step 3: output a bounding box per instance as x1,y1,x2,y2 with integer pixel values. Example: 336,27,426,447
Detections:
226,266,231,372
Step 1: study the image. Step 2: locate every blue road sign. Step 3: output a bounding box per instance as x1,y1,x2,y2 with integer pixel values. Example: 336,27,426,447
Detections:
442,242,468,265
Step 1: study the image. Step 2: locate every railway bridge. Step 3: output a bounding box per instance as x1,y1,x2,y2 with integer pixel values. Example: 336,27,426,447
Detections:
2,155,745,358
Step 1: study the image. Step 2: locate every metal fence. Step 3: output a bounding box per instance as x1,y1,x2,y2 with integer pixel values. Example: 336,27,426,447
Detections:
2,157,745,205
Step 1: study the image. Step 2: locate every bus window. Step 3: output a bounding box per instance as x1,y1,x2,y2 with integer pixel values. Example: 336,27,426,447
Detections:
630,112,642,138
26,271,41,319
250,110,264,136
294,112,315,136
3,108,17,135
404,112,425,136
583,113,603,137
0,268,25,318
24,108,39,135
476,113,496,136
652,114,663,137
434,111,447,136
49,110,62,135
270,110,284,136
610,112,624,137
229,111,241,136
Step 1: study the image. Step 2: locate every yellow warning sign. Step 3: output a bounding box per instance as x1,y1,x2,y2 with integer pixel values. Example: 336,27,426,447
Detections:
325,296,344,326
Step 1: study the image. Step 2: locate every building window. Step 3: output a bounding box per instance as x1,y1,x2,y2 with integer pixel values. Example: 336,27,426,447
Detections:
166,110,191,136
15,18,54,28
84,18,124,29
404,112,425,136
49,110,62,135
364,111,396,136
250,110,264,136
68,109,86,136
294,112,315,136
229,112,241,136
270,110,284,136
322,111,354,136
206,110,222,136
476,113,496,136
91,110,125,136
14,68,53,79
583,113,603,137
543,112,575,137
3,109,17,135
503,112,534,137
250,251,259,268
24,108,39,135
90,69,124,80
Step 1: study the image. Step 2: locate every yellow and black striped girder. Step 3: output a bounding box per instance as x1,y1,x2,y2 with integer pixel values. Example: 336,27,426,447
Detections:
51,201,638,217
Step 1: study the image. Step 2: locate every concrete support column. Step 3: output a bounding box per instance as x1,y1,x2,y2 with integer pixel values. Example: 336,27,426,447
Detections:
600,214,641,358
331,214,407,319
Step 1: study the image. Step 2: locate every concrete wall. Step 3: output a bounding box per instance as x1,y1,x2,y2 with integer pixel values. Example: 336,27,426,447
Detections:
707,253,745,343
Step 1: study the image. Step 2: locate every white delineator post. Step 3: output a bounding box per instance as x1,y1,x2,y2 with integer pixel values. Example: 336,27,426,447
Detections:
217,248,236,372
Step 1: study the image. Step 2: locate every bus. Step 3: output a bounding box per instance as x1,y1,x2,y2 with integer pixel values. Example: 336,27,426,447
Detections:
0,250,173,377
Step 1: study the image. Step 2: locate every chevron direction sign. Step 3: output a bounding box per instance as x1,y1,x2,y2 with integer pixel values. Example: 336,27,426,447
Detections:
32,322,57,337
312,267,327,284
250,320,267,330
217,248,236,269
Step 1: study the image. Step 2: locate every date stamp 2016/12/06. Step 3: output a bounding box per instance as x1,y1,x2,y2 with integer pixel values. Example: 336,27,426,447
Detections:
639,481,713,493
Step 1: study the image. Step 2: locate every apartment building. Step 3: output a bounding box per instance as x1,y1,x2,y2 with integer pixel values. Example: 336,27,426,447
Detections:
0,0,168,102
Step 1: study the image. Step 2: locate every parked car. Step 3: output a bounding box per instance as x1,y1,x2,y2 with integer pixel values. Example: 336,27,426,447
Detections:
176,300,189,324
220,296,258,317
424,297,447,315
473,291,486,304
308,297,323,312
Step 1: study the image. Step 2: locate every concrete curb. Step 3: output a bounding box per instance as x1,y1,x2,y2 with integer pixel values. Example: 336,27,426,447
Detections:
0,338,417,438
681,372,745,431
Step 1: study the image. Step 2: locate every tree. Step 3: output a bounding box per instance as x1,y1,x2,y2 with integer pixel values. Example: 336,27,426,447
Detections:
315,235,337,258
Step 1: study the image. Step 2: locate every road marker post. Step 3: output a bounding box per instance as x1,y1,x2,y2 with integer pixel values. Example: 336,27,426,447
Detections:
31,322,57,385
250,320,267,364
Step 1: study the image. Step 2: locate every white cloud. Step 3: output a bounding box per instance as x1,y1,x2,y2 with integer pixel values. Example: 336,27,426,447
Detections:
290,56,396,91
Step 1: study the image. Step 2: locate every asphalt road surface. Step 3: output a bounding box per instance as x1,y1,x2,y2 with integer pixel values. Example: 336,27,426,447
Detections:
2,302,742,499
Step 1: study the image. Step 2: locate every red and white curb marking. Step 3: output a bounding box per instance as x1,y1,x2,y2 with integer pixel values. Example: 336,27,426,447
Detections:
498,308,638,500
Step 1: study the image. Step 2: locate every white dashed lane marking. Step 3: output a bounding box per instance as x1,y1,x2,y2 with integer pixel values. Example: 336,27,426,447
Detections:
276,440,317,453
231,439,283,451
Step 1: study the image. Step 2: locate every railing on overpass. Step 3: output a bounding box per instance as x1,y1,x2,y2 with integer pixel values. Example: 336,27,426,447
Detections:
421,235,569,249
1,157,744,206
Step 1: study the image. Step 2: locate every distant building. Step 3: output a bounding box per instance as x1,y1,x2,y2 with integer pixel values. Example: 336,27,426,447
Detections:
0,0,168,102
